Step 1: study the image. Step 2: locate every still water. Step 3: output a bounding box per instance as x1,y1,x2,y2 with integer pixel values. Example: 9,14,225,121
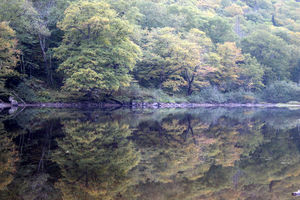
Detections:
1,107,300,200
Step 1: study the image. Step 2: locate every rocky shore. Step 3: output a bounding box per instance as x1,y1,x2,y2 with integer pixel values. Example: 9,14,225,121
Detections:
1,102,300,109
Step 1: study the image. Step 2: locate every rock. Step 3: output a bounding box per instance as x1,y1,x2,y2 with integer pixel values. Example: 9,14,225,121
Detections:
8,96,18,106
292,190,300,196
8,107,18,114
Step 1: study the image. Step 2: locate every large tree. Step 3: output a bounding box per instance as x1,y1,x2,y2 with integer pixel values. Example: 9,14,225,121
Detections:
135,27,186,91
54,1,141,99
181,29,215,95
136,27,215,94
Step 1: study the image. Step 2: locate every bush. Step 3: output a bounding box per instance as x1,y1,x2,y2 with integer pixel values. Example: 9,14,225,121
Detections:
15,82,41,103
187,93,205,103
15,79,72,103
189,87,259,104
117,84,187,103
144,89,186,103
188,87,226,103
225,89,258,103
260,81,300,103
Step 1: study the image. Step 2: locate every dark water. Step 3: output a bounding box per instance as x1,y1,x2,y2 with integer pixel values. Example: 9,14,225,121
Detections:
1,107,300,200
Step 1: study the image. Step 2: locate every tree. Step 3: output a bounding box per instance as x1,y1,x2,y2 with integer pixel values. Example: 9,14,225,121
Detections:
135,27,186,91
165,4,207,31
105,0,143,25
0,0,50,78
32,0,71,85
0,22,20,91
182,29,215,95
136,28,215,94
209,42,244,92
241,30,292,83
54,1,141,98
135,0,168,29
203,16,235,44
238,54,264,91
207,42,264,92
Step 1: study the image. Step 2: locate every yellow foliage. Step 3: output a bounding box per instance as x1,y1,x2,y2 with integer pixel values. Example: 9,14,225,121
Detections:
225,4,244,16
0,21,20,79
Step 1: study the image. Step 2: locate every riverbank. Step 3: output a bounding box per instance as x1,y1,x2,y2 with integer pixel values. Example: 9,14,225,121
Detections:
2,102,300,109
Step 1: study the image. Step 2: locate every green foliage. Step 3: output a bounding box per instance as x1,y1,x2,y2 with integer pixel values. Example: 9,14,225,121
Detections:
15,78,72,103
203,16,235,44
135,0,168,29
241,30,292,83
0,22,20,91
188,87,258,103
0,0,50,79
260,81,300,103
181,29,216,95
188,87,226,103
136,28,215,95
0,0,299,103
224,89,257,103
238,54,265,91
209,42,244,92
117,84,187,103
135,27,186,90
145,89,186,103
54,1,141,98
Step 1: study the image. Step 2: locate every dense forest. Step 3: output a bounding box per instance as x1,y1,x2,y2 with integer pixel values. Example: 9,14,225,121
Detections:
0,0,300,104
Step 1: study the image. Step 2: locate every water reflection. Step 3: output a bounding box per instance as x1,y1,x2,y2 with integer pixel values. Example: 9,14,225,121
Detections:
0,108,300,199
53,118,140,200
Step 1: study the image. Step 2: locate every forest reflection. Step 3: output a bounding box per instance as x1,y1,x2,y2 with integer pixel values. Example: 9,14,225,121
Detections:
1,108,300,200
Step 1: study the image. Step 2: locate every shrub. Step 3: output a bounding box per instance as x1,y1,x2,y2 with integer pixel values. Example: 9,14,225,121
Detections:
225,89,258,103
260,81,300,103
15,82,41,103
146,89,186,103
188,87,226,103
118,84,187,103
15,79,71,103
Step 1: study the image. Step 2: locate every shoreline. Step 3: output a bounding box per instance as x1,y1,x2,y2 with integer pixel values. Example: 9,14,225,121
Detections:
2,102,300,109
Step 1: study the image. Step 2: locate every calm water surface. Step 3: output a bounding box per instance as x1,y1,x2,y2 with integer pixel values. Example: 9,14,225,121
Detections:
1,107,300,200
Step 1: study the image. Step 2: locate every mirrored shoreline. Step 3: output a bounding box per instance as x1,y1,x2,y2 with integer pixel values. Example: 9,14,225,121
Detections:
1,107,300,200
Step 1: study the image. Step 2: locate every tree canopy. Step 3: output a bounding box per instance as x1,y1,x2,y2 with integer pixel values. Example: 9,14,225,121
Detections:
0,0,299,103
54,1,141,98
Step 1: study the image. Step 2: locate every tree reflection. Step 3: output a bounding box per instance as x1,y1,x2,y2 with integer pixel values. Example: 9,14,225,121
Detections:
129,112,266,199
52,117,140,200
1,108,300,199
0,111,62,200
0,120,18,192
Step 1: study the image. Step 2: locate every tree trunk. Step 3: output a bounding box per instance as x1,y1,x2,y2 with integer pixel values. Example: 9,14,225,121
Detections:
38,34,52,86
187,81,192,96
159,72,164,89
